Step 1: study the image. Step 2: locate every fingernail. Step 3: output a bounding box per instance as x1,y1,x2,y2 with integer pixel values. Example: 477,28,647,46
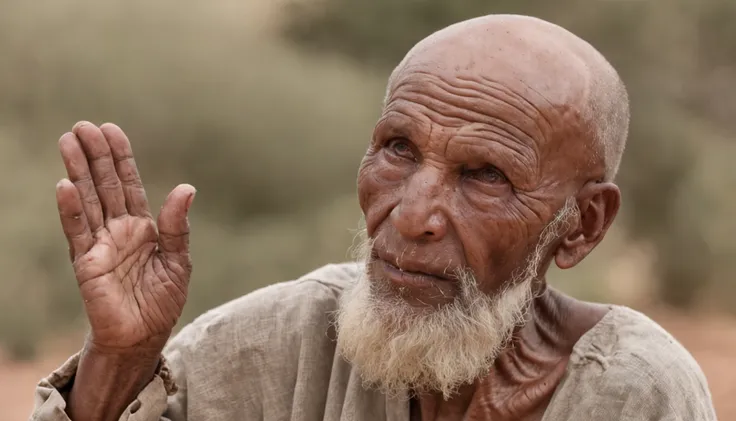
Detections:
72,121,91,133
186,191,196,211
56,178,72,190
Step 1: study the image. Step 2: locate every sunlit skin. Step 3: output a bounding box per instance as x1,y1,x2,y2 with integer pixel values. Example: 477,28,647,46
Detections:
54,15,624,421
356,16,620,420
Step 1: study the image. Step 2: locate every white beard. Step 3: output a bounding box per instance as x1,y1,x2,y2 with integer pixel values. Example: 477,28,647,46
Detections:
335,198,578,399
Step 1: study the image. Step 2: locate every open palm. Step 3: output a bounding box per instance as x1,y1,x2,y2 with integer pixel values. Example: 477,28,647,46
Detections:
56,122,195,351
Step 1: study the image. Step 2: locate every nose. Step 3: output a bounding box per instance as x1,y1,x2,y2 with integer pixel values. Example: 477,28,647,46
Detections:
390,167,449,242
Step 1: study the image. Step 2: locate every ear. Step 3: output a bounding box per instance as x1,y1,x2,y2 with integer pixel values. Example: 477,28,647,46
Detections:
554,182,621,269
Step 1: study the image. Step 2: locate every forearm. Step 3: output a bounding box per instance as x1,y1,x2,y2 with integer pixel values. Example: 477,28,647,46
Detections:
67,342,163,421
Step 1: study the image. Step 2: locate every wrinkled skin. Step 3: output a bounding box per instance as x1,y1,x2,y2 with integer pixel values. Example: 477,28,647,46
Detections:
357,15,621,420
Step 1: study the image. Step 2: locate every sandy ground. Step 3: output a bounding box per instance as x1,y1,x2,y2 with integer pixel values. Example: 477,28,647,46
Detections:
3,310,735,420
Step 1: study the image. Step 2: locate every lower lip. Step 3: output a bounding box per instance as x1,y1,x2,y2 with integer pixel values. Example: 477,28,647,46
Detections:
374,258,450,289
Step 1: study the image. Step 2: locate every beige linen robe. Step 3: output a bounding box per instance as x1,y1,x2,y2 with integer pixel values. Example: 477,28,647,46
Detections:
30,263,717,420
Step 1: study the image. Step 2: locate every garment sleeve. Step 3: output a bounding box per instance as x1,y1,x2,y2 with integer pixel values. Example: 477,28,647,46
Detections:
544,350,718,421
29,346,186,421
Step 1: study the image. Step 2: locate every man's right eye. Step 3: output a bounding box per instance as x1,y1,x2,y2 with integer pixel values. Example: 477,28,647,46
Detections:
386,138,416,161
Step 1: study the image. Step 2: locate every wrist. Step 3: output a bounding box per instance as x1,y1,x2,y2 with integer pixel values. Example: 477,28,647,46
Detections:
85,332,170,359
68,340,166,421
79,338,163,386
80,344,162,380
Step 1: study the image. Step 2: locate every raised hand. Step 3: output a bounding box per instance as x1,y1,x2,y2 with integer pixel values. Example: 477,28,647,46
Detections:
56,121,196,352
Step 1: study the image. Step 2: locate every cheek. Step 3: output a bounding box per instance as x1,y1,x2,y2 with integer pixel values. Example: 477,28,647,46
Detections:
357,154,412,236
456,203,535,293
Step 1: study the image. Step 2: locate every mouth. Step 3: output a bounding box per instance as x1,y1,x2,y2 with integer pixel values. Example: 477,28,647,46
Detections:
371,249,455,289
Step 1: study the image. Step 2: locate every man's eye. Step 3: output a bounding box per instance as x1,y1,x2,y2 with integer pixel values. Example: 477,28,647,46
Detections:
467,166,508,184
386,138,415,160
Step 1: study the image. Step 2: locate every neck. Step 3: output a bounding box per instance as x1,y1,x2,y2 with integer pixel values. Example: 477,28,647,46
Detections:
413,286,609,421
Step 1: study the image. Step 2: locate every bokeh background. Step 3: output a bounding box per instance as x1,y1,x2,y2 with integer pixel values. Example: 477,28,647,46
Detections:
1,0,735,419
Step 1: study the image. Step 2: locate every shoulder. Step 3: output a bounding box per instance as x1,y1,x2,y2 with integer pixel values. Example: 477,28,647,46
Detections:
550,306,716,420
574,306,709,386
164,261,361,356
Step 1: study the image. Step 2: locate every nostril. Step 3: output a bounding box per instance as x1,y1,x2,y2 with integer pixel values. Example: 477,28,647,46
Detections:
424,231,434,236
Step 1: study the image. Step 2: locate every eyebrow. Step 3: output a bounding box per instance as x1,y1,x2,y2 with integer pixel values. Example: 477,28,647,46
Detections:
372,112,426,145
447,131,540,187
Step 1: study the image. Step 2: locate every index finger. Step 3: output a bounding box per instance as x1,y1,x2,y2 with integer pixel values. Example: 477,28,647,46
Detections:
59,132,104,231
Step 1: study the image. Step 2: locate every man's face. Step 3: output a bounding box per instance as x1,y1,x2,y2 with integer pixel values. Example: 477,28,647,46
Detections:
356,63,582,309
338,58,588,397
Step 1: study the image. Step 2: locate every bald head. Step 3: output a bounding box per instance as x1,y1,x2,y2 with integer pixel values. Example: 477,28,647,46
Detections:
384,14,629,181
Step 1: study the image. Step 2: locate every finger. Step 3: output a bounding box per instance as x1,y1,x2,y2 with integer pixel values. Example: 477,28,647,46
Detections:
59,132,104,231
157,184,196,259
100,123,152,218
72,121,127,220
56,178,95,262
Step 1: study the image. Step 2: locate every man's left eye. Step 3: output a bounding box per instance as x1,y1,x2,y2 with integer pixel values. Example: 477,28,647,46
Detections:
467,166,508,184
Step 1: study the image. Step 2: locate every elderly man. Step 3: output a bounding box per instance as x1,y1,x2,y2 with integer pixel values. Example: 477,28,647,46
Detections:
31,14,714,421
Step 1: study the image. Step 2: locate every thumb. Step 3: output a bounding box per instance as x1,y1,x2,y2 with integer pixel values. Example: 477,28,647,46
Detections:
157,184,196,258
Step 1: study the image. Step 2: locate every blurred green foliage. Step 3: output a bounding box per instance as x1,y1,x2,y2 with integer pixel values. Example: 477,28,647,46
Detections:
0,0,733,359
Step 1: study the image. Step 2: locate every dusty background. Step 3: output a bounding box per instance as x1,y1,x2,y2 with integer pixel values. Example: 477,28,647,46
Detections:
1,0,734,419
